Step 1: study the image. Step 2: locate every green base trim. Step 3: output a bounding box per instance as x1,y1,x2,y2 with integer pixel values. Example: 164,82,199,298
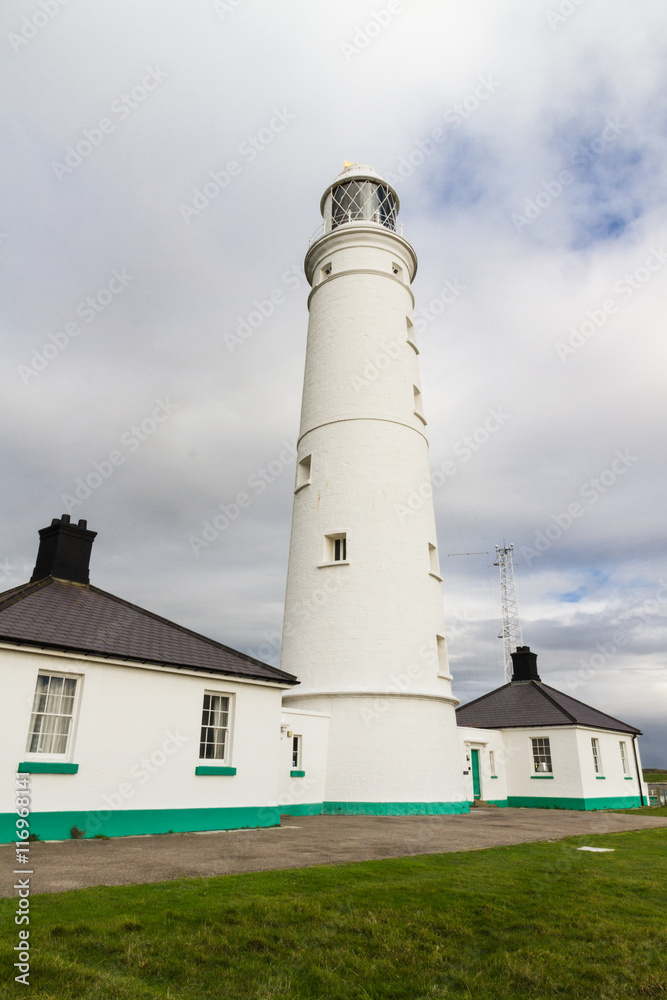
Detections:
507,795,643,811
323,801,470,816
194,766,236,776
279,802,323,817
0,805,280,843
290,770,306,778
486,799,509,808
530,775,554,779
17,762,79,774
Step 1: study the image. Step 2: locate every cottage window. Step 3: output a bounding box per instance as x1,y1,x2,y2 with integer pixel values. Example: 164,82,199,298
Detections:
619,741,629,775
292,735,302,769
591,737,602,774
199,693,231,761
531,737,552,773
26,673,78,756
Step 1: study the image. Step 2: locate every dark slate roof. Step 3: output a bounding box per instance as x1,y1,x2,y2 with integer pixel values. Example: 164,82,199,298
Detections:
456,679,641,735
0,577,297,686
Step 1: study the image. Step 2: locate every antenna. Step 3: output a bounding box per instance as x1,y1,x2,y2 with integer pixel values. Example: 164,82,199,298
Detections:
494,543,523,683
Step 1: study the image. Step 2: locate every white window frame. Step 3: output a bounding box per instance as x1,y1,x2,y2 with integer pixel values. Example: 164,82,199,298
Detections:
295,454,312,492
591,737,602,775
25,671,81,759
619,741,629,775
489,750,496,777
320,533,348,566
531,737,553,773
199,692,233,763
292,735,302,769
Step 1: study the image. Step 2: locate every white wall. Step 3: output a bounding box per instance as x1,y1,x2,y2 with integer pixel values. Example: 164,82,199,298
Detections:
501,727,585,803
575,727,647,803
1,644,288,828
458,726,508,804
277,707,330,813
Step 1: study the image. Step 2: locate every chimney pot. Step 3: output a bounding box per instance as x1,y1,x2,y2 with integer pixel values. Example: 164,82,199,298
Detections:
510,645,541,682
30,516,97,584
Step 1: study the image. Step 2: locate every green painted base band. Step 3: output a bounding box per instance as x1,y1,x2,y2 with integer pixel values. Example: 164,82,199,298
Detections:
0,805,280,843
507,795,643,811
290,770,306,778
486,800,509,808
323,801,470,816
194,766,236,776
279,802,324,816
17,762,79,774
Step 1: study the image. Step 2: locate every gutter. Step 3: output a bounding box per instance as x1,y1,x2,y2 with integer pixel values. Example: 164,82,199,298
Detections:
631,734,645,806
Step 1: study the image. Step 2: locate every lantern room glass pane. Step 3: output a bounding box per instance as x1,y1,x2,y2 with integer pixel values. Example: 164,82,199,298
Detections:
329,180,396,232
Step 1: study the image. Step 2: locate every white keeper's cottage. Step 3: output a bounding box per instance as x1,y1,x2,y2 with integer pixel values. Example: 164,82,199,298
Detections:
0,164,648,841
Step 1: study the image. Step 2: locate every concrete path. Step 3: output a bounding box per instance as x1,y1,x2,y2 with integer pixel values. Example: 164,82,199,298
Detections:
2,809,665,896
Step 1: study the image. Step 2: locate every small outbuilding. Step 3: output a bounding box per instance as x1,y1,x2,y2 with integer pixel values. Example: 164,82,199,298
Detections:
456,646,648,810
0,515,299,841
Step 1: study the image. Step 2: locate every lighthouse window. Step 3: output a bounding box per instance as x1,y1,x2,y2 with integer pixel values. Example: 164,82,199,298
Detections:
321,263,332,279
323,533,347,564
406,317,418,353
296,455,312,490
391,262,403,278
413,386,426,424
436,635,449,676
428,543,442,579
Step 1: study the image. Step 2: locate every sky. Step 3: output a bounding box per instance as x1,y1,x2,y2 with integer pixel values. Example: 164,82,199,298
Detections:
1,0,666,764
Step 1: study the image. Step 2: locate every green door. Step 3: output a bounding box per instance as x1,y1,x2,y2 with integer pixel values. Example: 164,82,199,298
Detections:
471,750,481,800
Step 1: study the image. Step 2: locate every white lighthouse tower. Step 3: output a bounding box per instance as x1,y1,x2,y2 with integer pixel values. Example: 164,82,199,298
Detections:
280,164,468,814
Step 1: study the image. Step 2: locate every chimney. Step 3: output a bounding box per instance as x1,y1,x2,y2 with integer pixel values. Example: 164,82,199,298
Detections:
510,645,541,682
30,515,97,585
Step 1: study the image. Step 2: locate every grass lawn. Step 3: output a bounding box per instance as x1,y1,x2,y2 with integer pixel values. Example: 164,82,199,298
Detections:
644,772,667,783
616,805,667,817
1,829,666,1000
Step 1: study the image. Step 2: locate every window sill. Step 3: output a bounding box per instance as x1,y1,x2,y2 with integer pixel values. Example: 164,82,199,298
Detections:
195,766,236,776
18,762,78,774
595,775,606,779
428,571,443,582
317,561,349,568
624,776,633,780
290,770,306,778
531,775,554,779
294,481,311,494
490,775,498,779
413,410,427,426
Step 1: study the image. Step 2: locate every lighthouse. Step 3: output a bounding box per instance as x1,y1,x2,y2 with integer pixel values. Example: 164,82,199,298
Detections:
280,164,468,814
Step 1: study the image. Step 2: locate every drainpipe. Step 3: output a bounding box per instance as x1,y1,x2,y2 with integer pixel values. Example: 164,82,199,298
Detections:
631,735,645,806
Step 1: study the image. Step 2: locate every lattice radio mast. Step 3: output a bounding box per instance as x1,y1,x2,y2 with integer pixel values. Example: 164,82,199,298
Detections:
494,543,523,683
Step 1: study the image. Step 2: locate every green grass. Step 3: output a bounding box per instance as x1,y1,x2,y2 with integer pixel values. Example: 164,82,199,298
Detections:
644,771,667,782
1,829,666,1000
616,804,667,817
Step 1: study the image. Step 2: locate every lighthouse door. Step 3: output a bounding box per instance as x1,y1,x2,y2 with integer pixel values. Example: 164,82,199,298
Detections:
471,750,481,800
